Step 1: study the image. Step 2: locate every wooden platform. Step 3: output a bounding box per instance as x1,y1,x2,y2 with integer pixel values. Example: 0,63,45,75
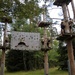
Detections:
53,0,71,6
38,21,51,27
0,46,10,50
57,33,75,41
41,47,52,51
0,16,12,23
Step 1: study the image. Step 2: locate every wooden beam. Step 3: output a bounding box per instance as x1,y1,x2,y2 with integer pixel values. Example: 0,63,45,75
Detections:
38,21,51,27
54,0,71,6
57,33,75,41
0,46,10,50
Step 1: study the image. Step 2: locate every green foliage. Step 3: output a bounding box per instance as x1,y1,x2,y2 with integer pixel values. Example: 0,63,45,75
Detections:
57,39,75,71
5,0,55,72
6,50,24,72
5,67,68,75
48,50,58,67
6,18,45,72
12,0,43,19
6,51,44,72
0,0,12,17
57,42,68,70
48,40,59,67
0,0,43,20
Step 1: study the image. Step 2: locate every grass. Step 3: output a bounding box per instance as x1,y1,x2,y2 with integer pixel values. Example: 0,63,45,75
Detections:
49,67,68,75
5,67,68,75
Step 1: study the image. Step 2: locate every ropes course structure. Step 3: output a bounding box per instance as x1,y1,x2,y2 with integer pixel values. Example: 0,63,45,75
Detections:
0,0,75,75
54,0,75,75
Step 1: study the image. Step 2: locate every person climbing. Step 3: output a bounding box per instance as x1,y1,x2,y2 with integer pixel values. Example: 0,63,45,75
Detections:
68,18,73,33
60,19,65,35
47,38,51,49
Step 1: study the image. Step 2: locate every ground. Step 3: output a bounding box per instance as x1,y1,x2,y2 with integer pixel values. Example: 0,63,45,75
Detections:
5,67,68,75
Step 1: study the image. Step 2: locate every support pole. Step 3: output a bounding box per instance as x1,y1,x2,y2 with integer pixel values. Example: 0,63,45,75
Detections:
0,22,7,75
67,40,75,75
62,3,75,75
62,4,70,33
0,50,5,75
44,27,49,75
43,1,49,75
44,51,48,75
66,5,70,19
71,0,75,20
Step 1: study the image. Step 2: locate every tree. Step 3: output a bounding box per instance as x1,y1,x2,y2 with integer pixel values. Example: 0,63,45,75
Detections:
5,0,58,72
6,50,24,72
48,40,59,67
57,41,68,70
5,17,45,71
0,0,12,17
5,0,45,72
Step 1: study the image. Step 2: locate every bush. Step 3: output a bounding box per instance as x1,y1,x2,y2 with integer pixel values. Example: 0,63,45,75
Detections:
6,50,24,72
5,50,44,72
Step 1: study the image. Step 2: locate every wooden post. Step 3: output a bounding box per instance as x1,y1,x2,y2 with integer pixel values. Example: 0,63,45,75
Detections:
66,5,70,19
67,40,75,75
43,1,49,75
71,0,75,20
0,50,5,75
0,22,7,75
44,51,48,75
43,27,49,75
62,4,70,33
62,3,75,75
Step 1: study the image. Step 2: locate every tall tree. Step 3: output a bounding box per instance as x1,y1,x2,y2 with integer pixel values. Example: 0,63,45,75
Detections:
57,41,68,70
5,0,57,72
5,0,44,72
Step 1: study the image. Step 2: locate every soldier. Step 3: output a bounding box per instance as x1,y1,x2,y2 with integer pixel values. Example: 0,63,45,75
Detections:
60,19,65,35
